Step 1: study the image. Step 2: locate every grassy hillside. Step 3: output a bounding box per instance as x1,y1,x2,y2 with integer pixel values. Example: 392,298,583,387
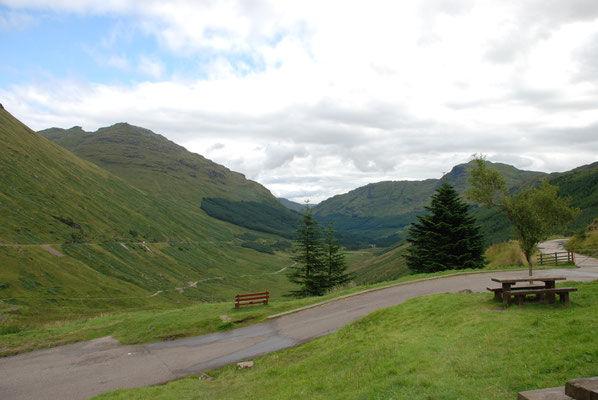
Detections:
314,161,545,219
549,162,598,233
0,108,300,321
96,280,598,400
278,198,310,213
313,160,596,247
40,123,276,206
565,219,598,256
346,244,411,284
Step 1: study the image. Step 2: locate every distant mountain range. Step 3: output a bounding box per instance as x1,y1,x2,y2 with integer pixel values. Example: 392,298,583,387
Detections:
308,160,597,247
1,105,595,321
35,119,598,253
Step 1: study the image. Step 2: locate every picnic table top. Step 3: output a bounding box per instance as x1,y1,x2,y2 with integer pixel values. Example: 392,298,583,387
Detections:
491,276,566,284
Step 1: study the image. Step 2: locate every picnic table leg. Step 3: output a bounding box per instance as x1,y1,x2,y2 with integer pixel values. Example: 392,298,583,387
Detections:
494,290,502,302
559,292,570,307
502,283,512,305
545,281,556,304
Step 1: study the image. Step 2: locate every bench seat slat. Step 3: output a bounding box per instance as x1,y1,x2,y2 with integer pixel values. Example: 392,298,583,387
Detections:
235,295,270,302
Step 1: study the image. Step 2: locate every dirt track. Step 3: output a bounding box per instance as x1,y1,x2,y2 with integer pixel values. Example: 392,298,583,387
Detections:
1,240,597,400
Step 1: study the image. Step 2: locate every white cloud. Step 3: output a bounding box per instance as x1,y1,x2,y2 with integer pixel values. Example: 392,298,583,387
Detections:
2,1,598,202
0,10,36,30
137,55,164,79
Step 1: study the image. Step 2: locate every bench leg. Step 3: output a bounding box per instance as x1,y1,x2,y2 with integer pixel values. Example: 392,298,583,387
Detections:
494,291,502,302
516,295,524,306
505,292,515,306
235,303,240,309
559,293,570,307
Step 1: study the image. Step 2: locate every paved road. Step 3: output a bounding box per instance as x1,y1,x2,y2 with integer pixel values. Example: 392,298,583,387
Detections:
2,241,598,400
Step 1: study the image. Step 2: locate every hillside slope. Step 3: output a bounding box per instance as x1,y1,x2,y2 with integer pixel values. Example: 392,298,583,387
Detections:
40,123,279,206
313,161,546,245
0,109,295,320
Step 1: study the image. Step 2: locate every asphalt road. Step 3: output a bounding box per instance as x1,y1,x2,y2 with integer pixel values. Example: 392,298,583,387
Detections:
1,240,597,400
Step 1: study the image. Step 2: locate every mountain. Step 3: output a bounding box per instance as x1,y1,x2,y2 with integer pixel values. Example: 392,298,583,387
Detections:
40,123,277,205
40,123,307,239
549,161,598,232
313,160,596,247
1,109,295,321
278,198,311,213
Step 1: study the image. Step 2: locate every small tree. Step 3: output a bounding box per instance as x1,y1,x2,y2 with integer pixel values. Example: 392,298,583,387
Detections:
288,207,327,297
322,222,352,289
465,155,580,275
406,181,486,273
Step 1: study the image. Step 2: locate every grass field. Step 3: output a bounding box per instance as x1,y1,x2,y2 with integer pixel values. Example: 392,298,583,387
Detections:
0,262,575,358
94,280,598,400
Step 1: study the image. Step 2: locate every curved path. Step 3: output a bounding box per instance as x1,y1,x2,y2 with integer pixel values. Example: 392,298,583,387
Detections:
2,240,598,400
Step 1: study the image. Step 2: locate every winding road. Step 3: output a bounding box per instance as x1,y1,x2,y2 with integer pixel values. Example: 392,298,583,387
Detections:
1,240,597,400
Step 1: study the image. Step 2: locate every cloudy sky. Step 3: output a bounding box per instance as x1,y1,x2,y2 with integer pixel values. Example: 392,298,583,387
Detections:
1,1,598,202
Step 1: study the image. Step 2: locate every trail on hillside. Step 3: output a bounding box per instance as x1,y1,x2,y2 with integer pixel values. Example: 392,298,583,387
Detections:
1,241,293,300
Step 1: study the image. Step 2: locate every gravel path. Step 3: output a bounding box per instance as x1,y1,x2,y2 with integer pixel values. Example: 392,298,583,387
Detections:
1,241,597,400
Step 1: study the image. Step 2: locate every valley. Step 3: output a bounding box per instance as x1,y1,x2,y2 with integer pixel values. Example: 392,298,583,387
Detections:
1,105,597,352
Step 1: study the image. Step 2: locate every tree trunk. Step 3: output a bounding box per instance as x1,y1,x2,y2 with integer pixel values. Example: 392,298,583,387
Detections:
525,251,533,276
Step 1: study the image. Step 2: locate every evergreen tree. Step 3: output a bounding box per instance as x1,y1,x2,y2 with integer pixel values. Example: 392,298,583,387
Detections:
288,207,327,297
406,181,486,273
322,222,352,289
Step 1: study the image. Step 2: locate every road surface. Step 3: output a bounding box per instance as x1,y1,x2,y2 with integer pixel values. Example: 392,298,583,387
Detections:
1,239,597,400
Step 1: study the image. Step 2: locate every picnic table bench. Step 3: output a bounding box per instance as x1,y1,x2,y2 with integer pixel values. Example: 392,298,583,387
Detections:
235,291,269,309
487,276,577,306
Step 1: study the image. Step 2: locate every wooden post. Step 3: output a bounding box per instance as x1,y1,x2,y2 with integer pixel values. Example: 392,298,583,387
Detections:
540,253,543,265
572,252,575,265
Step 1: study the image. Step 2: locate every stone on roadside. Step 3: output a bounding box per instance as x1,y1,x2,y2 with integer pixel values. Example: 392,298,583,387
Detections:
219,315,232,323
458,289,472,294
198,373,213,381
237,361,254,369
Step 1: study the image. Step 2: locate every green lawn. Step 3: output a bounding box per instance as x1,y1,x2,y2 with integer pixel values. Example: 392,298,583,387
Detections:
95,281,598,400
0,264,576,357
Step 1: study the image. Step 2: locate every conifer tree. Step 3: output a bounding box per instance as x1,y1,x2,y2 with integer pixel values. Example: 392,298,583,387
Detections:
288,207,327,297
322,222,352,289
406,181,486,273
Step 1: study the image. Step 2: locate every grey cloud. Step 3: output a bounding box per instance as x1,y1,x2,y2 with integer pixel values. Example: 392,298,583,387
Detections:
263,144,307,169
575,32,598,82
207,142,225,151
484,1,598,66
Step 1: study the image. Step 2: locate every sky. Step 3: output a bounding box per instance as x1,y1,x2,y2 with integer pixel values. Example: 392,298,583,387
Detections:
1,0,598,203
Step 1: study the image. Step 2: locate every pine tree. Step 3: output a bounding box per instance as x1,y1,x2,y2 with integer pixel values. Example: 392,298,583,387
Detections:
405,181,486,273
288,207,327,297
322,222,351,289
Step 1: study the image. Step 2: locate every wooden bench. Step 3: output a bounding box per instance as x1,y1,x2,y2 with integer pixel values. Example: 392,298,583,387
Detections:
504,287,578,306
235,291,269,309
486,286,546,302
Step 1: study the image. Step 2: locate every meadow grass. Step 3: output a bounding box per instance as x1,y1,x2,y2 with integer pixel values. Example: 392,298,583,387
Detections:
0,263,573,358
94,280,598,400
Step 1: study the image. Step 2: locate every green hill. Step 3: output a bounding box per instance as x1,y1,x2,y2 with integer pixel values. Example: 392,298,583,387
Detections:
40,123,279,206
278,198,311,213
0,109,296,321
312,160,597,247
548,162,598,233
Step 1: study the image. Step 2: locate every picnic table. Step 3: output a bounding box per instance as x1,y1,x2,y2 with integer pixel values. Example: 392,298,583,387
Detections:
487,276,577,306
